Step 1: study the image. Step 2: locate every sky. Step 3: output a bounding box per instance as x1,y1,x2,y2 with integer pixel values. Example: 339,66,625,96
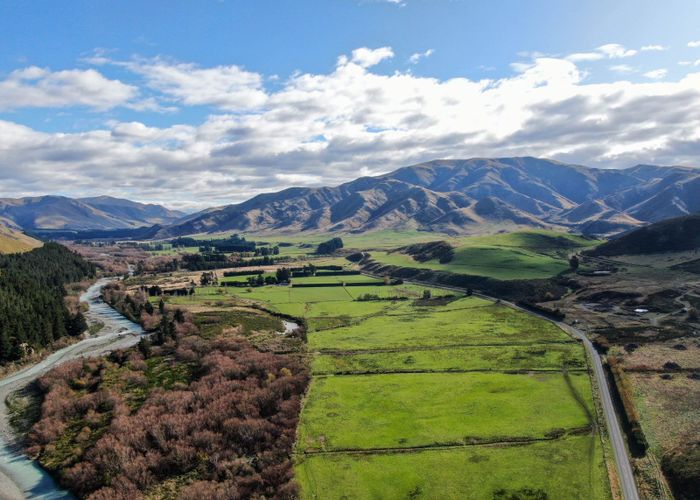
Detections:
1,0,700,210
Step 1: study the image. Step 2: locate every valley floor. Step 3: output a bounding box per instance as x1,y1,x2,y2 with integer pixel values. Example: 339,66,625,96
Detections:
208,273,613,499
36,234,624,498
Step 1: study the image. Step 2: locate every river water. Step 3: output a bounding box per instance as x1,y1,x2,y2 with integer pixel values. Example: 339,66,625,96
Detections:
280,319,299,335
0,279,147,500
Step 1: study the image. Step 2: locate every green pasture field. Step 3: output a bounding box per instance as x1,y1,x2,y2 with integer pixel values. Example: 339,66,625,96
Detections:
449,230,597,250
296,434,610,500
194,309,283,337
311,343,587,374
341,284,447,300
145,237,608,498
370,230,600,280
297,371,593,452
289,270,607,498
280,299,415,326
162,280,453,323
158,286,226,304
371,247,568,280
233,285,354,303
226,285,450,321
250,229,444,250
307,301,572,351
219,273,274,283
225,283,450,307
289,274,383,285
297,256,354,267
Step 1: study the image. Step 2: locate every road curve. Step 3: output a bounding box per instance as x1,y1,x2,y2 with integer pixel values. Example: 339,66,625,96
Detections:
363,272,640,500
0,279,148,500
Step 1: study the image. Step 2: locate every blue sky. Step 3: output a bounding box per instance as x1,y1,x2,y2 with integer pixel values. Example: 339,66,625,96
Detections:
1,0,700,208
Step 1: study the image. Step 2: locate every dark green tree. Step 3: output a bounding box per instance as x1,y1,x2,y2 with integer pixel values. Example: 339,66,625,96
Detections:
276,267,291,283
569,255,580,270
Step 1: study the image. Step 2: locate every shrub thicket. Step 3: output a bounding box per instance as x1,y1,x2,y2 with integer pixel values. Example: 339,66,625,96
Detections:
27,315,309,499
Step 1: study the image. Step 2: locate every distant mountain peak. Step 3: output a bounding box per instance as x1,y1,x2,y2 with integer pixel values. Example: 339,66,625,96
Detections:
4,158,697,237
156,157,699,238
0,195,185,231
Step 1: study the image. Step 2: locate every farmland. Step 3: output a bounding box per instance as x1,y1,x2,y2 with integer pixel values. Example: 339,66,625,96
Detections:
370,230,599,280
178,265,613,499
298,434,608,500
138,229,595,282
312,343,586,374
103,232,615,498
297,371,593,451
307,299,572,351
250,229,446,250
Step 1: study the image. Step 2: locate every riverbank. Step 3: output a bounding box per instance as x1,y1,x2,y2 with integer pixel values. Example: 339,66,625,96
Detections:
0,279,148,499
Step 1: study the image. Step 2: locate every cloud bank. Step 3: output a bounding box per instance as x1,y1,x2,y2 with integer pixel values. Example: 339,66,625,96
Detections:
1,45,699,209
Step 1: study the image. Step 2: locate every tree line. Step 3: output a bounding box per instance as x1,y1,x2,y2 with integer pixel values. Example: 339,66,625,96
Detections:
0,243,96,363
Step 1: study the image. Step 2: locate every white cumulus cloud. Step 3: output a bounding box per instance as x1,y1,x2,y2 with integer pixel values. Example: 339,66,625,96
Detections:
566,43,637,62
640,45,667,52
409,49,434,64
1,47,700,208
597,43,638,58
0,66,137,111
644,68,668,79
610,64,636,74
343,47,395,68
127,59,268,110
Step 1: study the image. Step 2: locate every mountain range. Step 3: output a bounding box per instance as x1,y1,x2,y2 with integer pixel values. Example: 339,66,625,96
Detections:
0,196,184,231
157,157,700,237
2,158,698,237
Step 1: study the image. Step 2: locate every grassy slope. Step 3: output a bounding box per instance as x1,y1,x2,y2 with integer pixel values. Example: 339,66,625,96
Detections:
0,226,42,253
153,229,599,282
250,229,444,249
372,230,599,280
589,215,700,256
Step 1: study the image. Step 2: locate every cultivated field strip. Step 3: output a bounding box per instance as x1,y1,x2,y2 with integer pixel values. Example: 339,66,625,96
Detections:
312,343,587,375
289,289,611,498
297,434,610,499
216,279,610,498
297,371,594,451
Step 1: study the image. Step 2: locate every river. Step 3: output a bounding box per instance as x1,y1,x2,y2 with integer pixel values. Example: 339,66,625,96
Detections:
0,279,148,500
280,319,300,335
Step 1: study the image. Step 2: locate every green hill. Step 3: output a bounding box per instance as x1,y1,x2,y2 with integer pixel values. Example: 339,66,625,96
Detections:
371,230,597,280
589,215,700,256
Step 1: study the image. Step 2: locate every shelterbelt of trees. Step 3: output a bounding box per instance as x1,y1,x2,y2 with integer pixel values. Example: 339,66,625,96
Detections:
0,243,96,362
